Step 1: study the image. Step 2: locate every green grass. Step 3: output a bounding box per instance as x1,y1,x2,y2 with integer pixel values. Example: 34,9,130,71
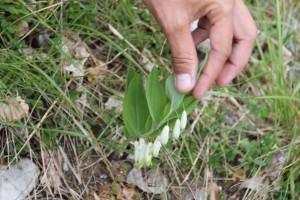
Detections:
0,0,299,199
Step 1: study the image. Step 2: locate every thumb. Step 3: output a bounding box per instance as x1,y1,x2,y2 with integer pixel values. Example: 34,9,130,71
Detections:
165,24,198,93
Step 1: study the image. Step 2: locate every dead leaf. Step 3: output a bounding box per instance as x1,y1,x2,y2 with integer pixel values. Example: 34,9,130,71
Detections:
74,88,88,115
90,190,101,200
60,31,90,77
0,96,29,122
0,159,40,200
98,184,113,199
229,171,246,181
19,47,47,61
62,60,86,77
60,30,107,82
19,47,35,60
122,187,136,200
185,182,221,200
16,20,29,37
40,150,66,194
126,167,168,194
263,151,287,181
75,45,90,59
87,58,107,81
185,190,207,200
140,48,156,72
238,151,287,193
60,30,90,60
239,176,265,192
208,182,221,200
61,34,87,77
105,96,123,113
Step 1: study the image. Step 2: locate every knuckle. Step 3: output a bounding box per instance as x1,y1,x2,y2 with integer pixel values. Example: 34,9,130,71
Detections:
172,53,196,73
201,70,216,85
213,48,231,60
214,0,234,15
242,23,258,43
222,5,233,15
165,17,189,33
248,25,259,41
216,79,226,88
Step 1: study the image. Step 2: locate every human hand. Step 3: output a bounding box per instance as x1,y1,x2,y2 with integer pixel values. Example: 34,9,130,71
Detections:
143,0,258,99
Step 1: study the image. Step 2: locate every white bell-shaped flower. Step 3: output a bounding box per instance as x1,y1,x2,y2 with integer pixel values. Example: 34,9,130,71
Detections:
139,138,145,147
134,141,139,163
180,110,187,130
160,125,169,145
145,142,153,166
137,144,147,168
173,119,181,139
152,137,162,157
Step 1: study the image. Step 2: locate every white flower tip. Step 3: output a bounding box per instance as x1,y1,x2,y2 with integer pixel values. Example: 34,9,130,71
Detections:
160,125,169,145
134,141,139,162
139,138,145,147
145,143,153,166
152,139,162,157
180,110,187,130
173,119,181,139
137,144,147,168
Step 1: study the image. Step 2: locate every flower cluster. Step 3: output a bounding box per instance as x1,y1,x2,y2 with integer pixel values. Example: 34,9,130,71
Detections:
133,110,188,168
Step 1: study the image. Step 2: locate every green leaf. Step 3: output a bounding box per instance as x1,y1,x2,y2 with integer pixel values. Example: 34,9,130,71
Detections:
146,68,168,123
183,96,200,114
126,68,136,89
123,74,150,138
165,76,185,112
169,96,199,120
145,115,154,132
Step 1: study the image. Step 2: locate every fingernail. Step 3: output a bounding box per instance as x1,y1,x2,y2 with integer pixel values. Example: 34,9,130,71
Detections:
175,74,192,92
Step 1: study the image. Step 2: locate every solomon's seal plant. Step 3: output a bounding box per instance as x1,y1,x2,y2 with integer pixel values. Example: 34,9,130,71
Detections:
123,68,199,168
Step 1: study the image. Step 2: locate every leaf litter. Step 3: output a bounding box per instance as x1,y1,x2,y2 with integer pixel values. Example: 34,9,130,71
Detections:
234,150,288,196
59,30,108,114
0,96,29,122
126,167,169,194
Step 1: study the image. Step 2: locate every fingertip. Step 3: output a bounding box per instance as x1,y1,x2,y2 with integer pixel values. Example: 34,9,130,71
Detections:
192,87,206,100
216,78,230,88
216,62,240,88
174,73,195,93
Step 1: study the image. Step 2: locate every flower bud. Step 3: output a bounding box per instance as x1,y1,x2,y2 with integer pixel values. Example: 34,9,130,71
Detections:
160,125,169,145
139,138,145,147
145,142,153,166
152,138,162,157
137,144,147,168
180,110,187,130
134,141,139,162
173,119,181,139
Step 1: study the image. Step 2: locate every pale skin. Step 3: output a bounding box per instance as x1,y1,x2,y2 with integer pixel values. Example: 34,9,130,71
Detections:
143,0,258,99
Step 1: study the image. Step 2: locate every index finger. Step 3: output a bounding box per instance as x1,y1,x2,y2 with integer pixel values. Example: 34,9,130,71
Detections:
193,16,233,99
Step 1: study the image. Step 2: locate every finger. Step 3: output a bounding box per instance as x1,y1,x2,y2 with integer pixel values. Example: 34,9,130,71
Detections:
191,27,209,46
197,17,211,31
193,16,234,99
216,0,258,87
165,23,199,93
191,17,210,45
216,39,254,87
